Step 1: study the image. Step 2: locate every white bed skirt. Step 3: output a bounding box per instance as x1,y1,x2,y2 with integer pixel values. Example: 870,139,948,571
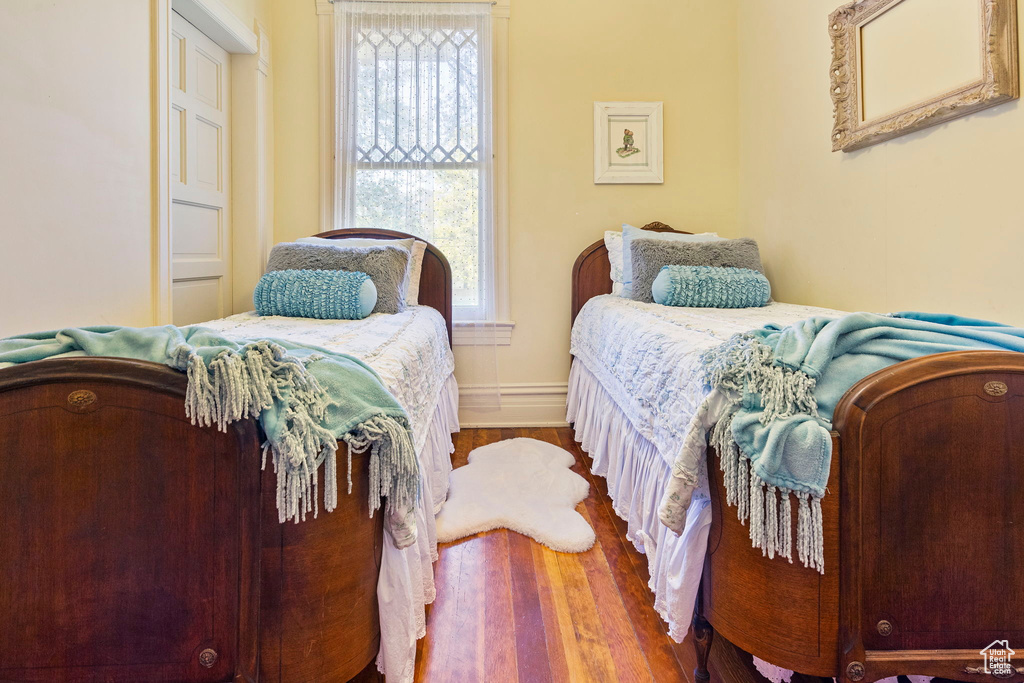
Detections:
377,372,459,683
567,359,711,642
568,360,931,683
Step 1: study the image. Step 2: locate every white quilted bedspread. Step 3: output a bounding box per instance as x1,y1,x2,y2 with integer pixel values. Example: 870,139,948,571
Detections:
203,305,456,683
570,295,847,473
200,305,455,454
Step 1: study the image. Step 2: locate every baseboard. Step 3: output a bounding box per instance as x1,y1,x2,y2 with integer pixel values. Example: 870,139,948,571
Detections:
459,382,569,428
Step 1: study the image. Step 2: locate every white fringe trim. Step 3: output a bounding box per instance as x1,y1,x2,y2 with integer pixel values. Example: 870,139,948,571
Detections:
700,333,819,424
709,407,824,573
177,340,418,529
702,334,827,573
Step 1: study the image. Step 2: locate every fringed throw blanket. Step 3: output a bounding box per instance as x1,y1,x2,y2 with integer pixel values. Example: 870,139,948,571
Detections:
0,325,420,548
659,311,1024,573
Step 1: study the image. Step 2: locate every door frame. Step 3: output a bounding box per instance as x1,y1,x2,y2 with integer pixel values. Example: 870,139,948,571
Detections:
152,0,270,325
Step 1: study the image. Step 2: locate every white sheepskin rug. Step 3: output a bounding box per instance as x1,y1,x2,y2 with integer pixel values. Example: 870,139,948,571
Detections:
435,438,596,553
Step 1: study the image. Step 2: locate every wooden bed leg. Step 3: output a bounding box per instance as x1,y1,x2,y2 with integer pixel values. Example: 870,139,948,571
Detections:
692,590,714,682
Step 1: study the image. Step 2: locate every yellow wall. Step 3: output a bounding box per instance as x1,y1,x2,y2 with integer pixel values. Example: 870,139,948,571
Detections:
737,0,1024,325
500,0,738,386
270,0,740,393
0,0,157,336
271,0,320,243
221,0,273,28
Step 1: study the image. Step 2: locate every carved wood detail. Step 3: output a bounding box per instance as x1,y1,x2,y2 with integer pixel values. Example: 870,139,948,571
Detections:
829,0,1019,152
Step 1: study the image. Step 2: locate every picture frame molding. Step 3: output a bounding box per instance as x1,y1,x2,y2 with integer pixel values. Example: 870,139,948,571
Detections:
593,101,664,184
829,0,1019,153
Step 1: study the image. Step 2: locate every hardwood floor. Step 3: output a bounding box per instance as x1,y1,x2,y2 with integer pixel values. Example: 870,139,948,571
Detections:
412,428,970,683
413,427,769,683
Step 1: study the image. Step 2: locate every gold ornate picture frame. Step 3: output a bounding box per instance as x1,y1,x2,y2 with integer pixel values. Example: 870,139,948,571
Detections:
829,0,1019,153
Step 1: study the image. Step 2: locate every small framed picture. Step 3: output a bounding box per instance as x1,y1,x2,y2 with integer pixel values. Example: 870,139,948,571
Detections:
593,101,663,184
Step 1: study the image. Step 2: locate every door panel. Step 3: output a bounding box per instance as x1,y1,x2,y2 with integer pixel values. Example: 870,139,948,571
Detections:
173,202,222,260
172,11,231,326
171,30,184,91
195,117,222,190
171,105,185,183
195,49,222,107
173,278,224,327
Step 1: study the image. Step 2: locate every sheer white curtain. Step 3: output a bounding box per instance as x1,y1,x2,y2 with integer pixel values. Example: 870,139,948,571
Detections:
335,0,494,321
334,0,501,408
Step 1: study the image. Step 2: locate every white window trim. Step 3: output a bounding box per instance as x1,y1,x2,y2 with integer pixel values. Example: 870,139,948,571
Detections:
453,320,514,346
316,0,513,342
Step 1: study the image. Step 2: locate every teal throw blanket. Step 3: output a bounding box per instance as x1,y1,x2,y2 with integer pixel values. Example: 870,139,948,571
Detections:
0,325,420,548
696,311,1024,572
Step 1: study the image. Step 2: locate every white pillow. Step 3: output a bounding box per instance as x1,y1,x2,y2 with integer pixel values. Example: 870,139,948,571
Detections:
405,240,427,305
620,224,723,297
604,231,625,292
295,235,427,305
296,235,414,252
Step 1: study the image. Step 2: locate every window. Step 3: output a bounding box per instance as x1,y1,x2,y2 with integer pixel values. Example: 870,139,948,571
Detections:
334,2,496,321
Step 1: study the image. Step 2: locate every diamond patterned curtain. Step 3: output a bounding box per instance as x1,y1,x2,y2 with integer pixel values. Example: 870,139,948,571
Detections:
335,1,494,320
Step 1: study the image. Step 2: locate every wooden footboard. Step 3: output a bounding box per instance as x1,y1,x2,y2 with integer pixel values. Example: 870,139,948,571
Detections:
260,442,384,683
569,224,1024,681
701,350,1024,683
0,358,383,683
702,438,841,678
834,350,1024,683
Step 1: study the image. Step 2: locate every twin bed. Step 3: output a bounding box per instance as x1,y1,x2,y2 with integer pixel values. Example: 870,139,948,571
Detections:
4,222,1022,683
0,229,456,683
569,223,1024,683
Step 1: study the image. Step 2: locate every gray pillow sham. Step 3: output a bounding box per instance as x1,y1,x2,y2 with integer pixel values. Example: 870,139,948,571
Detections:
629,237,766,304
265,242,410,314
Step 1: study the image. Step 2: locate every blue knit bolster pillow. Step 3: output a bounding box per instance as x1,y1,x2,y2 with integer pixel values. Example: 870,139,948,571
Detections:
652,265,770,308
254,269,377,320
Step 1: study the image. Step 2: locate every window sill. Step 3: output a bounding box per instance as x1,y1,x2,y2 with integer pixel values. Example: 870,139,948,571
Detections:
453,320,515,346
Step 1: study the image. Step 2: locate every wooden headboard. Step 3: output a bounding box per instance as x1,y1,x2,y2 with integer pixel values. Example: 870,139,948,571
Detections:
312,228,453,346
570,221,691,325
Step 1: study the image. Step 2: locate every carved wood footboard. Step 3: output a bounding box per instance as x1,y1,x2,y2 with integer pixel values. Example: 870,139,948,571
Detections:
701,350,1024,683
833,350,1024,683
0,227,450,682
0,357,383,683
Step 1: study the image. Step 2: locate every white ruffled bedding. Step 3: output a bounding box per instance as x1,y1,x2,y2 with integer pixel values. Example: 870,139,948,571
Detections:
201,306,457,683
568,296,846,626
570,296,846,473
567,361,711,642
570,297,937,682
202,306,454,455
572,298,846,673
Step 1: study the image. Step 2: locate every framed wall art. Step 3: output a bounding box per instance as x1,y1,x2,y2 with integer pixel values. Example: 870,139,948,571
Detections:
593,101,664,183
829,0,1018,152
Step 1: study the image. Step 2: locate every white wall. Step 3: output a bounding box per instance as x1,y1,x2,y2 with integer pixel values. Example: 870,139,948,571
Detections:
0,0,157,336
738,0,1024,326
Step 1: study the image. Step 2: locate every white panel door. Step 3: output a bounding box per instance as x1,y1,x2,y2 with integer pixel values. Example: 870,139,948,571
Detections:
171,11,231,325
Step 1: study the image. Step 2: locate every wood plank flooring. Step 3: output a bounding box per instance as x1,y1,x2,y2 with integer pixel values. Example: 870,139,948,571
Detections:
411,427,969,683
414,427,769,683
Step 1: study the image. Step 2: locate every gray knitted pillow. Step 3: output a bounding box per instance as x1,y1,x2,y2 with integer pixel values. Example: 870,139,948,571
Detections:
265,242,410,314
629,237,766,304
